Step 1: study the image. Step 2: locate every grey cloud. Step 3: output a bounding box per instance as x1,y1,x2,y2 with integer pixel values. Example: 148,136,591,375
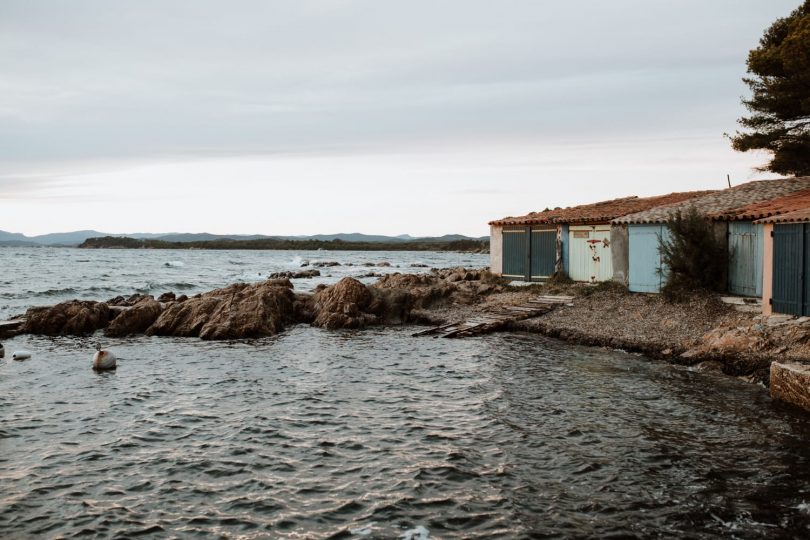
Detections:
0,0,799,169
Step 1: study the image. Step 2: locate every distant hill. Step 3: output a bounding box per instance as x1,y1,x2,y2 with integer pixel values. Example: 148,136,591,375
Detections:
152,233,272,243
79,235,489,252
0,231,38,246
276,233,413,243
1,230,489,247
0,229,166,246
274,233,488,243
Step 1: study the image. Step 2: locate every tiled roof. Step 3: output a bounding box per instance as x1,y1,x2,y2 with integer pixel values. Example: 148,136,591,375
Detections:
489,191,715,226
755,209,810,224
614,177,810,224
709,188,810,221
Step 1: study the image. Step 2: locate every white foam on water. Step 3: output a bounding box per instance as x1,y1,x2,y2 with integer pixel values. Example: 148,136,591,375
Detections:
349,522,375,536
290,255,303,267
399,525,429,540
797,501,810,514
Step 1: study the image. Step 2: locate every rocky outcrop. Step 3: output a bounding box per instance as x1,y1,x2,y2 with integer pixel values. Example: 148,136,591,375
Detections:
373,268,501,310
22,300,111,336
268,269,321,279
107,293,152,307
771,362,810,411
309,277,413,329
105,297,163,337
147,279,297,340
157,292,176,302
13,267,501,339
681,326,771,359
310,277,377,329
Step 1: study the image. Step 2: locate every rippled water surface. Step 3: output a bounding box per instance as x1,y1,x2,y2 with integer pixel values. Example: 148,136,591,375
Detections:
3,248,810,538
3,330,810,538
0,247,487,320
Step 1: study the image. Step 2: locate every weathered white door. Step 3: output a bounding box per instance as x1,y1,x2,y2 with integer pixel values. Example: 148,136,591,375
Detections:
568,225,613,282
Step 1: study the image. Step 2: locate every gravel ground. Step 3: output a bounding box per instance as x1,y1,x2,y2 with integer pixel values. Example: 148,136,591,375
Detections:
411,278,792,385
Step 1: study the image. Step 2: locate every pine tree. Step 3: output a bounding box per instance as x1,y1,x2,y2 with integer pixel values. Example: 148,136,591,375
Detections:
730,1,810,176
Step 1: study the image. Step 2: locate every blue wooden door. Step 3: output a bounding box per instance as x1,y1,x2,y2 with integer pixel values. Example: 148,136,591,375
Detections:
804,226,810,316
629,224,668,293
772,224,803,316
728,221,764,297
530,228,556,280
502,228,529,279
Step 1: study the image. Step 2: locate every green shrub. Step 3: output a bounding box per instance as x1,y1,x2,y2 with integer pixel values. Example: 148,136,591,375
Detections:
658,206,728,298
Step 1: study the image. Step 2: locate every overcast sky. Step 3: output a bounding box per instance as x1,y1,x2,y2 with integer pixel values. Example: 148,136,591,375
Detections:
0,0,798,236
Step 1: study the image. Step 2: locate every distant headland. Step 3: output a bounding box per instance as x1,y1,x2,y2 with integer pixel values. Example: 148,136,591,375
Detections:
0,230,489,252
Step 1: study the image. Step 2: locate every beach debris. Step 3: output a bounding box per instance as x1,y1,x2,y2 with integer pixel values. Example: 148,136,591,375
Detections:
413,295,566,338
92,345,117,370
12,350,32,361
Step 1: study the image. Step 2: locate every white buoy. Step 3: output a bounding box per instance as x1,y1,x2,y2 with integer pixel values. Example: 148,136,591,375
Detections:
12,350,32,361
92,349,117,370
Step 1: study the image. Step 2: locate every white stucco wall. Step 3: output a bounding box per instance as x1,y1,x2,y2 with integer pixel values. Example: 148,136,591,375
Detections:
489,224,503,275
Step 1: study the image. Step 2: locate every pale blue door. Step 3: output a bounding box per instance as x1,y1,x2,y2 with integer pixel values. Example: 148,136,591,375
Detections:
629,224,668,293
728,221,763,297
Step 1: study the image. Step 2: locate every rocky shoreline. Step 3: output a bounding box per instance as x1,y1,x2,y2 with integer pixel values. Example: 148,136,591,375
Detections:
3,268,807,392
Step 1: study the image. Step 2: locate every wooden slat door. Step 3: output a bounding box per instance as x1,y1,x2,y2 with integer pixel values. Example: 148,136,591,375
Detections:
628,224,669,293
772,224,803,316
530,228,556,280
728,221,764,297
502,227,529,280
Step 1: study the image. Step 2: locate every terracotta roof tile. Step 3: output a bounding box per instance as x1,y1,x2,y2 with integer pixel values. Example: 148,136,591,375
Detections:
614,177,810,224
708,188,810,221
489,191,715,226
755,209,810,224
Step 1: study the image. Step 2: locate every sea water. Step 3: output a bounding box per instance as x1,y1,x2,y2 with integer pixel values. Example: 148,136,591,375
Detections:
2,248,810,538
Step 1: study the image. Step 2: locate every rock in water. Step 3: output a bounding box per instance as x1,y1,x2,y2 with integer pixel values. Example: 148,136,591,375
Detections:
22,300,111,336
147,279,297,340
157,292,176,302
105,298,163,337
92,349,117,370
0,343,4,358
311,277,375,329
770,362,810,412
12,350,32,361
309,277,413,329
